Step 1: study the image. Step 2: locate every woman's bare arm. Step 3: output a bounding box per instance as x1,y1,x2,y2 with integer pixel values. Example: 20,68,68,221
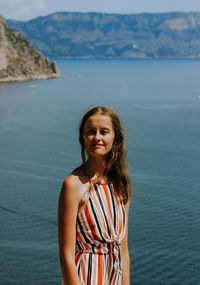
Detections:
121,199,130,285
58,175,82,285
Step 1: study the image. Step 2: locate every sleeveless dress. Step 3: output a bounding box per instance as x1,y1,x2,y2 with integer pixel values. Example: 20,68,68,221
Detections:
75,181,126,285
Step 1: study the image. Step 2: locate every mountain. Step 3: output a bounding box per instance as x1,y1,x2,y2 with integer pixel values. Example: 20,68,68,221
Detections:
0,16,59,82
6,11,200,59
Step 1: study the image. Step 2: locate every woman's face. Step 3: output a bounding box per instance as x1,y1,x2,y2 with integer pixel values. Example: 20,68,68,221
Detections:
83,114,115,159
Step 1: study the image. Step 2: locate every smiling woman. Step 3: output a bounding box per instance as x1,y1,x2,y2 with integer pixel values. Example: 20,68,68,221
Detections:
83,114,115,159
58,106,131,285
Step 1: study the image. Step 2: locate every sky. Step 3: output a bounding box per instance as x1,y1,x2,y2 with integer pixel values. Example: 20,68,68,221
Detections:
1,0,200,21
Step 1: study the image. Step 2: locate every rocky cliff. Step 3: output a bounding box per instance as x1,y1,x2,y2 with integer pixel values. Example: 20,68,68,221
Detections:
7,11,200,59
0,16,59,82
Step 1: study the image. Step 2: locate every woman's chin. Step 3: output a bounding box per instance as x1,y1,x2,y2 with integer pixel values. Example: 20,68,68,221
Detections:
88,150,108,158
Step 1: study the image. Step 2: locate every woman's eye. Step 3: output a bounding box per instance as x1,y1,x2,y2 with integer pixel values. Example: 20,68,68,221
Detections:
101,130,108,135
86,130,95,135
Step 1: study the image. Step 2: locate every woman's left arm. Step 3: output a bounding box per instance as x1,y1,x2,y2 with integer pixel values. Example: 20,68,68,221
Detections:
121,199,130,285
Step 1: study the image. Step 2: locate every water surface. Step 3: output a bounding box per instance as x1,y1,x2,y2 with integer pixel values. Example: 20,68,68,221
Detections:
0,59,200,285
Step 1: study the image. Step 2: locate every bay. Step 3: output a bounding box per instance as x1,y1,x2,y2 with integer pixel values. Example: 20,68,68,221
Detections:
0,59,200,285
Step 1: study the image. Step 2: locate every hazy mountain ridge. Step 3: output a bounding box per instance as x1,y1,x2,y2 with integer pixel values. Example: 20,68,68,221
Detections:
6,11,200,59
0,16,59,82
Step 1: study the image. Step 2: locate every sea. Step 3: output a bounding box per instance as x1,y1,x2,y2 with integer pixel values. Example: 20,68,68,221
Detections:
0,59,200,285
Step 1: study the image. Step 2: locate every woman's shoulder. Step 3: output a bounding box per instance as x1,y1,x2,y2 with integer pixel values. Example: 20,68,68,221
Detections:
58,167,90,214
61,166,89,195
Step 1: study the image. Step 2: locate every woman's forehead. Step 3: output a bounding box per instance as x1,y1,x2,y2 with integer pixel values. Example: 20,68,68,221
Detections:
85,114,113,128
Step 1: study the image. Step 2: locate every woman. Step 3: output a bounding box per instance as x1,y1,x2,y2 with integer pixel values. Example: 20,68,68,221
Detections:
58,106,131,285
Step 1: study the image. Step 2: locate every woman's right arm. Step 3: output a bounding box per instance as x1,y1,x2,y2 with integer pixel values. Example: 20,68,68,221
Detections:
58,176,81,285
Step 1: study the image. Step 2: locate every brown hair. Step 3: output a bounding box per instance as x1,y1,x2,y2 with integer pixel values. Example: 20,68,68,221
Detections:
79,106,131,204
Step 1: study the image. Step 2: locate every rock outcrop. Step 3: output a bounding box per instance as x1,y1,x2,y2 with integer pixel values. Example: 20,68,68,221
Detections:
0,16,59,82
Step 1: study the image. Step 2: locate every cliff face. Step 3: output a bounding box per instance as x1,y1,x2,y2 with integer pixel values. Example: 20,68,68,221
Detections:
0,16,59,82
7,12,200,59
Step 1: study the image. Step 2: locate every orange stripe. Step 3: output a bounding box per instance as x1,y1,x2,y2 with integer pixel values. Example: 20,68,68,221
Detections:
85,202,100,240
75,251,82,266
98,254,103,284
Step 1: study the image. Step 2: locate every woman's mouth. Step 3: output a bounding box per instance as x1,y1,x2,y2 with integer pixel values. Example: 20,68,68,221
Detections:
92,143,104,147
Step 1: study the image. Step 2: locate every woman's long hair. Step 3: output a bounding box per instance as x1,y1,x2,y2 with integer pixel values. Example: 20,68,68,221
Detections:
79,106,131,204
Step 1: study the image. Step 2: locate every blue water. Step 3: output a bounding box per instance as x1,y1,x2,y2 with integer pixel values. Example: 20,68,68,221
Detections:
0,59,200,285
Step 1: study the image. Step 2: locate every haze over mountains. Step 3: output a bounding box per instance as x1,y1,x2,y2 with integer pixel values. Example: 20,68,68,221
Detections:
7,11,200,59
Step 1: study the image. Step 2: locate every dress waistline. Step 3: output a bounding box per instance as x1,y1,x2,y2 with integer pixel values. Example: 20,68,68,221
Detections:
76,241,122,273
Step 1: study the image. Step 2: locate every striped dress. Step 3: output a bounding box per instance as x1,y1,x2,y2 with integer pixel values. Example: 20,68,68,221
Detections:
75,181,126,285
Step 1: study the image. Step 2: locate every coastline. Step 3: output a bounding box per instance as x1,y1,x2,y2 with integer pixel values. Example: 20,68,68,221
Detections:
0,73,60,83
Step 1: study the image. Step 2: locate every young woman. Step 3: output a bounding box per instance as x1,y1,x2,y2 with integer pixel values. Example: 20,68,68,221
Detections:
58,106,131,285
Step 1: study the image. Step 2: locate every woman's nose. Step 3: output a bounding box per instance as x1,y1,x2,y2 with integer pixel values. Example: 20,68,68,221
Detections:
94,131,101,140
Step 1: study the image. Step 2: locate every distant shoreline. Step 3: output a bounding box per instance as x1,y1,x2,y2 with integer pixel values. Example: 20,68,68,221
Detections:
48,56,200,60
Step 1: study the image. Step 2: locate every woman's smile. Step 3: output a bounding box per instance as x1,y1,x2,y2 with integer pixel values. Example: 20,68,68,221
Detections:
92,143,104,148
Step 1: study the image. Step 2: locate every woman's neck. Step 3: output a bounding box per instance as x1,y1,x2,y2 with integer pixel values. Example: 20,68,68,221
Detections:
83,156,106,180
